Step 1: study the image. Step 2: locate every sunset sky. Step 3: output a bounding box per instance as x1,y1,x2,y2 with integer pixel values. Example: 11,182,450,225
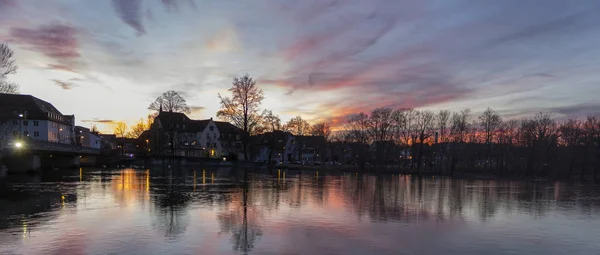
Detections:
1,0,600,133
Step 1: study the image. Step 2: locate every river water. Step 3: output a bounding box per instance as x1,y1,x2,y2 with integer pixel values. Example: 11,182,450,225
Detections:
1,168,600,255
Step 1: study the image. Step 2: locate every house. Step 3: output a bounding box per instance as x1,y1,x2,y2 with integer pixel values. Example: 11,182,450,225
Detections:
75,126,102,149
251,130,293,163
284,135,327,162
100,134,117,150
149,111,245,159
116,137,138,158
0,94,76,147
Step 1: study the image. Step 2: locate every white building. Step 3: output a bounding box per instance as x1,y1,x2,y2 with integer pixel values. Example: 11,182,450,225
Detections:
75,126,102,149
0,94,76,147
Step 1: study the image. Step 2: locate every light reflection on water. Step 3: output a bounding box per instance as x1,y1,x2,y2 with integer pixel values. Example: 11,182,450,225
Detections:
1,168,600,255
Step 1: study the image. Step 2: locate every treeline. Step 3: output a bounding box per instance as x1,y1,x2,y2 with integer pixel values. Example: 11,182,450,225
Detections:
117,74,599,181
334,108,600,181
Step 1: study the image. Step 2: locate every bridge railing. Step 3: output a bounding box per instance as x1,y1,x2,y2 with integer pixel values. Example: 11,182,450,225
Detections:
6,139,101,155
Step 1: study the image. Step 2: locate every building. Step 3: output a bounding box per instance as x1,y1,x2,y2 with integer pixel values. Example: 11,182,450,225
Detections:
251,130,294,163
0,94,76,147
75,126,102,149
251,133,327,163
149,111,244,159
291,135,327,162
100,134,117,150
116,137,138,158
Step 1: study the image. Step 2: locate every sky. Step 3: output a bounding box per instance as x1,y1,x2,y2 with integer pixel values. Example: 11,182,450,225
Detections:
1,0,600,133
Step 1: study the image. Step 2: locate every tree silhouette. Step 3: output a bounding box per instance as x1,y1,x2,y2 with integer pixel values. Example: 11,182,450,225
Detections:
310,122,332,139
0,43,19,94
113,122,128,138
217,74,264,160
148,90,191,114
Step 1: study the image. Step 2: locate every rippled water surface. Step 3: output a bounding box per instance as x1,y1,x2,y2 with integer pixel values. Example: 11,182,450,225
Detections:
1,168,600,255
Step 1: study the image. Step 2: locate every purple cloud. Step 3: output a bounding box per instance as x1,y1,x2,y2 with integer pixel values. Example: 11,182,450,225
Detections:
52,79,77,90
10,24,81,71
112,0,146,35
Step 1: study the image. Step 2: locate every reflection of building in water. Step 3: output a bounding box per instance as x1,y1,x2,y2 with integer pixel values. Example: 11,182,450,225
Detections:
111,169,151,206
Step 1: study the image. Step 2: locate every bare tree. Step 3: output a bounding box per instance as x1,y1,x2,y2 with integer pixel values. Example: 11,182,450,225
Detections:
148,90,191,114
261,110,281,133
414,110,435,174
1,43,19,94
284,116,311,136
393,109,416,166
479,108,502,170
114,122,128,138
498,119,519,175
519,112,558,177
449,109,471,176
127,118,149,138
310,122,332,139
284,116,311,160
344,113,370,168
260,110,282,164
559,119,583,178
436,110,451,173
217,74,264,160
583,116,599,180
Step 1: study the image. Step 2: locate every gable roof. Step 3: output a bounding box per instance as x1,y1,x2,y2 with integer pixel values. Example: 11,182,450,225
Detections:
155,111,190,128
214,121,242,134
0,93,73,125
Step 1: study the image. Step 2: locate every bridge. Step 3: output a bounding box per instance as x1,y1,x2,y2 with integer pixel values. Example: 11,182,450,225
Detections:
2,139,101,174
18,139,101,155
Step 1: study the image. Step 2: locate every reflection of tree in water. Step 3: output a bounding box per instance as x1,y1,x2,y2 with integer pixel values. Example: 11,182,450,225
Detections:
339,174,600,223
152,169,192,240
217,171,262,254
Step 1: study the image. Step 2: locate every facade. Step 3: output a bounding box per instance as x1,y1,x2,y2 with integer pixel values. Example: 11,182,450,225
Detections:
0,94,76,147
291,135,327,162
251,133,327,163
149,111,244,159
75,126,102,149
251,131,294,163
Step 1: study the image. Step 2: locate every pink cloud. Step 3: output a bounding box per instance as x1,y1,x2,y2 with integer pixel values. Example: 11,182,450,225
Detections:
10,23,81,68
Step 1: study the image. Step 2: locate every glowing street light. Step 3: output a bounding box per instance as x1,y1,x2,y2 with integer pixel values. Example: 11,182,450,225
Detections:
15,142,23,148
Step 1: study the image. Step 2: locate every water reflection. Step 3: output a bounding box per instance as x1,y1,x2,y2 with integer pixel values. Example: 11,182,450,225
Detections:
1,168,600,254
218,172,263,254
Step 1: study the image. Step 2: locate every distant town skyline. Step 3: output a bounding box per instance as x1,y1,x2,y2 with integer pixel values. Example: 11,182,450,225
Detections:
1,0,600,133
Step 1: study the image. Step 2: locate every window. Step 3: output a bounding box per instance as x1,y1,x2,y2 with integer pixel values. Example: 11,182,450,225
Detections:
210,126,214,131
33,121,39,126
34,131,39,137
23,121,28,126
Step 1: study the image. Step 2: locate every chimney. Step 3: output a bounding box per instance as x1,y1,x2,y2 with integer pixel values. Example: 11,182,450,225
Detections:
210,117,213,120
